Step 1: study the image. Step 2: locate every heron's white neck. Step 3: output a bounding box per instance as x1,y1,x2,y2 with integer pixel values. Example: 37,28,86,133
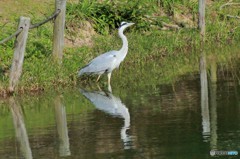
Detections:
118,28,128,60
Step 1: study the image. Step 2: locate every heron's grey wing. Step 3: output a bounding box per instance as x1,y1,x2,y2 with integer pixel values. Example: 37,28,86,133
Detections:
80,51,118,75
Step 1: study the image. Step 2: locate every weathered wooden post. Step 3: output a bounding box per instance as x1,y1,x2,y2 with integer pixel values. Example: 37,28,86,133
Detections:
52,0,67,63
199,0,206,38
9,16,30,93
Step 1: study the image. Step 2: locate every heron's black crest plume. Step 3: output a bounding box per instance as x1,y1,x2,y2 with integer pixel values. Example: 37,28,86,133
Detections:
119,22,127,28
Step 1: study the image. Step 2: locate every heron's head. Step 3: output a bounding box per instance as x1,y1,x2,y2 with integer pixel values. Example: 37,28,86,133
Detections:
119,21,135,31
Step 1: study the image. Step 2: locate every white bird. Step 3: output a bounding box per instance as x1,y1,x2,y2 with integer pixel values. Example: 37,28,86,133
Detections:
78,22,135,85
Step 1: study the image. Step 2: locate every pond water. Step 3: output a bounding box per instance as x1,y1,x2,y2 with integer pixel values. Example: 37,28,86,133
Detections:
0,53,240,159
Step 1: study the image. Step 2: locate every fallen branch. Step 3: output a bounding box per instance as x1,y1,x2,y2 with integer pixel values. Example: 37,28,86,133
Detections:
219,0,240,20
162,22,180,30
226,14,240,19
220,1,240,10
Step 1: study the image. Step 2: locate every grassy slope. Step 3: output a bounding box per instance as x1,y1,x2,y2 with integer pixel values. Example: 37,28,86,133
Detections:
0,0,240,96
0,0,55,93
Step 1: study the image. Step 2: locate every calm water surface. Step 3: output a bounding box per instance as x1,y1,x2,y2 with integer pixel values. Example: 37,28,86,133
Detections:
0,57,240,159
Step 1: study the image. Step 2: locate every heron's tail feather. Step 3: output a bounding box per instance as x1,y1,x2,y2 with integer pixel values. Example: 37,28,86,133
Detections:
78,63,91,76
78,69,85,76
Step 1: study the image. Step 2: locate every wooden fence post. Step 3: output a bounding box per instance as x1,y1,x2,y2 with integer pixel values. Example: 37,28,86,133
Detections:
52,0,66,63
199,0,206,38
9,16,30,93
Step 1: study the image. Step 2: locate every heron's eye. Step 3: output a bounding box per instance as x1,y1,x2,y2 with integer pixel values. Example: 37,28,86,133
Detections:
120,22,127,27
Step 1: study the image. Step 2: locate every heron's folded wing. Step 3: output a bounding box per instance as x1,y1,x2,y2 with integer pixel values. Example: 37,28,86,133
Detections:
85,51,118,73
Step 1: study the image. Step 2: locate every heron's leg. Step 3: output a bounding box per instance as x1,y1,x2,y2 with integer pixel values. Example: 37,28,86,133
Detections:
97,84,102,91
96,74,101,82
107,73,112,86
108,83,112,93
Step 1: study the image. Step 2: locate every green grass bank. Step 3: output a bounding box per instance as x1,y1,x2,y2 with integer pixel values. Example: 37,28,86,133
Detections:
0,0,240,96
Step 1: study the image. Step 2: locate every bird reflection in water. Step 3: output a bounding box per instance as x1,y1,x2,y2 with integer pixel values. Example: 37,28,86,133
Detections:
80,85,132,149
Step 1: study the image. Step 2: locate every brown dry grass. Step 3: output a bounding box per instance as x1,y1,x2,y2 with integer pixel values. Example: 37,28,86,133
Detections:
65,20,96,47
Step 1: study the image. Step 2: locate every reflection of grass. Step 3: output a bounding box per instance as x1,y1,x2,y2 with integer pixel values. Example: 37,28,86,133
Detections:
0,89,95,140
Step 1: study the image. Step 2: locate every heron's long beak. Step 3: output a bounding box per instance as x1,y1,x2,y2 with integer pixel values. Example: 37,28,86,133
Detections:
128,22,135,26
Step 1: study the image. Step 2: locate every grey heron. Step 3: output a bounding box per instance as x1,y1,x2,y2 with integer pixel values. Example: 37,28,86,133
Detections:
78,21,135,85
